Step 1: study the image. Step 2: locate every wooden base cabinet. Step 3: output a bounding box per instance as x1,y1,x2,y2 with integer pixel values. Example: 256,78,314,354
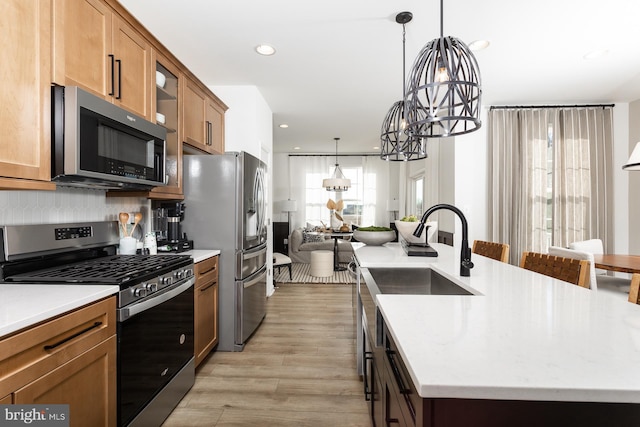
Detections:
0,297,117,426
194,256,219,367
0,0,56,190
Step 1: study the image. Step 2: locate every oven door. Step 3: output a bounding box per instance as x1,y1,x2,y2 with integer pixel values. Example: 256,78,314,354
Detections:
117,277,195,427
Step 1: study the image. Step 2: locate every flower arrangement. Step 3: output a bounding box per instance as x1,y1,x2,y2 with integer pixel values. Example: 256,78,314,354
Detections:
327,198,345,230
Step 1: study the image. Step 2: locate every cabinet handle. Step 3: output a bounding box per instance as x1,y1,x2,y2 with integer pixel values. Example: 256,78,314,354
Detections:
116,59,122,99
43,321,103,351
386,349,410,395
108,54,115,96
200,281,217,292
207,121,213,146
364,351,373,401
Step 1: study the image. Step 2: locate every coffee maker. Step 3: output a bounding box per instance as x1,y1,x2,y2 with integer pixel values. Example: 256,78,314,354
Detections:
153,202,194,252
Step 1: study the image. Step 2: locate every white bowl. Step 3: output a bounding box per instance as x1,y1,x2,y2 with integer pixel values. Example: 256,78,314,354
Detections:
353,229,396,246
156,71,166,88
156,112,166,124
394,220,438,245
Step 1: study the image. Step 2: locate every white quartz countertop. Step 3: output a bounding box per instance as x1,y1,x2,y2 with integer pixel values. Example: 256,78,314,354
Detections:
354,242,640,403
0,284,119,338
168,249,220,263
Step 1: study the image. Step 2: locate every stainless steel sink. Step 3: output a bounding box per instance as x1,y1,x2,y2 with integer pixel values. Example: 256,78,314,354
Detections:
364,267,474,295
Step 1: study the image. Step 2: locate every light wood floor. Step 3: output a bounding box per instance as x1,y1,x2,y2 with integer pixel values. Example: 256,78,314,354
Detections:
163,283,370,426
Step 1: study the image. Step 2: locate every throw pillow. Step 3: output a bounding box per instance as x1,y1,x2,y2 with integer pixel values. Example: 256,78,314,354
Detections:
302,232,324,243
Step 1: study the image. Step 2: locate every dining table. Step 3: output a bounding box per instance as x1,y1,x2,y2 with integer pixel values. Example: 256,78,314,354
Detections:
592,254,640,274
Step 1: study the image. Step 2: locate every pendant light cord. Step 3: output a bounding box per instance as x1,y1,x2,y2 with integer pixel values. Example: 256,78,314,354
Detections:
402,22,407,99
440,0,444,38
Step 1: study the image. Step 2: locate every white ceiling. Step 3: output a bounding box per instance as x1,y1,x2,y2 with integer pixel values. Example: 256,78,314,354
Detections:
119,0,640,154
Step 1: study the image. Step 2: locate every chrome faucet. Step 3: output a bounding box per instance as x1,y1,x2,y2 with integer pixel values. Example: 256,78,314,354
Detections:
413,203,474,277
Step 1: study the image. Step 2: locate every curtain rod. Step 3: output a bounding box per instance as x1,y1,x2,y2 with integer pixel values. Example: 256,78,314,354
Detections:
490,104,615,110
288,153,380,157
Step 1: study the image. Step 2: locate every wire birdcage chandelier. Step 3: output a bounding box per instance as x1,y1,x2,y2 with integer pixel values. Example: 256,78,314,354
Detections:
405,0,482,138
380,11,428,162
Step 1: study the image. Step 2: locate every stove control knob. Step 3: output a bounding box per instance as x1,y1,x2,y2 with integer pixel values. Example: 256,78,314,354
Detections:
176,270,184,279
145,283,158,292
161,276,172,286
133,287,148,297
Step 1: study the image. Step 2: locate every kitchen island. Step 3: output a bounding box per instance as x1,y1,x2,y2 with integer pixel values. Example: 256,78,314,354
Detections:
354,242,640,426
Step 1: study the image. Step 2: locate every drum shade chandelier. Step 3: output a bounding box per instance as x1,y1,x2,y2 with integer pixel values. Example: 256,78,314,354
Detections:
380,11,428,162
404,0,482,138
323,138,351,192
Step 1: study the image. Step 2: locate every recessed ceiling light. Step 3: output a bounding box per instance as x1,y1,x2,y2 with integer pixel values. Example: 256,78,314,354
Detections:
293,146,301,150
583,49,608,60
255,44,276,56
468,40,490,51
279,124,289,128
373,146,380,150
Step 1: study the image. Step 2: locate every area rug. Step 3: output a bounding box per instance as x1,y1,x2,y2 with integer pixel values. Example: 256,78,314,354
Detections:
274,262,355,284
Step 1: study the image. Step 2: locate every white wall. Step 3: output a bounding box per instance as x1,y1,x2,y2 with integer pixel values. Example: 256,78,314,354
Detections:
455,108,489,244
210,85,276,295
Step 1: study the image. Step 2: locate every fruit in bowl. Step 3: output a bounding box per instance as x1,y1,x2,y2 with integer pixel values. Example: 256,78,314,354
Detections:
353,226,396,246
394,219,438,245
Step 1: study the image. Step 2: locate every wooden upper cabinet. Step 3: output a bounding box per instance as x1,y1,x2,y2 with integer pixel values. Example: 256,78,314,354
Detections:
182,77,227,155
150,52,183,198
182,78,209,153
52,0,151,120
0,0,56,190
207,97,226,155
112,18,151,119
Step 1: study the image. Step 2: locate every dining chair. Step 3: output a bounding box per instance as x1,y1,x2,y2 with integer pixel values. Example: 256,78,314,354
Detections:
548,246,595,290
472,240,510,263
569,239,631,294
520,251,590,288
628,274,640,304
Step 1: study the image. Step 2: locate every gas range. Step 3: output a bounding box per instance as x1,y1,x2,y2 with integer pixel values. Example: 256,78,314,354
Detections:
0,221,193,309
0,221,196,426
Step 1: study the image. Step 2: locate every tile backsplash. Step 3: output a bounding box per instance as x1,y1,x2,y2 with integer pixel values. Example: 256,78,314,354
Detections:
0,187,150,232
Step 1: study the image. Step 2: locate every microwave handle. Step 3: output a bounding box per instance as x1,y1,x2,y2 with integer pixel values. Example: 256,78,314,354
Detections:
108,54,115,96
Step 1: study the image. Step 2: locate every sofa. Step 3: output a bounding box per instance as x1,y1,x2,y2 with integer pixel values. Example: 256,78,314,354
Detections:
288,228,354,264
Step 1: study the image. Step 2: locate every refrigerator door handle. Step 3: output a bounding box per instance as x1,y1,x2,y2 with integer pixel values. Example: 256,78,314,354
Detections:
244,267,267,288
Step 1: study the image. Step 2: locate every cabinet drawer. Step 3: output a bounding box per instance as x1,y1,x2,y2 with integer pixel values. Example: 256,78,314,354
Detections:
195,256,218,288
0,297,116,397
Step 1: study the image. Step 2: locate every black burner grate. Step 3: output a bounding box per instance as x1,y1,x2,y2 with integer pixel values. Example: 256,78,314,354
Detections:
6,255,191,285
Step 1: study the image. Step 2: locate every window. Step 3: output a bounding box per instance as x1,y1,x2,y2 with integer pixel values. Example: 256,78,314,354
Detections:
410,176,424,217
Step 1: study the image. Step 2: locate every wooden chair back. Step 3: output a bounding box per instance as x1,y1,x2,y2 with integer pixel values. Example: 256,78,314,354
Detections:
520,251,590,288
628,274,640,304
472,240,510,263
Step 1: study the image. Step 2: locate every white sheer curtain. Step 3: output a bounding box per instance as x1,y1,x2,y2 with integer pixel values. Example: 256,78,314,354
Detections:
552,107,613,250
488,109,548,264
288,155,332,230
362,156,390,227
287,155,391,230
488,106,614,264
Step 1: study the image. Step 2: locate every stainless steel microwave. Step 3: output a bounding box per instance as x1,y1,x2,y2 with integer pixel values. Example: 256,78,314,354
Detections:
52,86,167,190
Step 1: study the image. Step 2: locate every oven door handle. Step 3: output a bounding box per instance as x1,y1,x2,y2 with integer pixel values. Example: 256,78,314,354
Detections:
118,277,195,322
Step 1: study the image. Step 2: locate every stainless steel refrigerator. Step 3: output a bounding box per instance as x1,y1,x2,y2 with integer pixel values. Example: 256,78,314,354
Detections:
182,152,267,351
